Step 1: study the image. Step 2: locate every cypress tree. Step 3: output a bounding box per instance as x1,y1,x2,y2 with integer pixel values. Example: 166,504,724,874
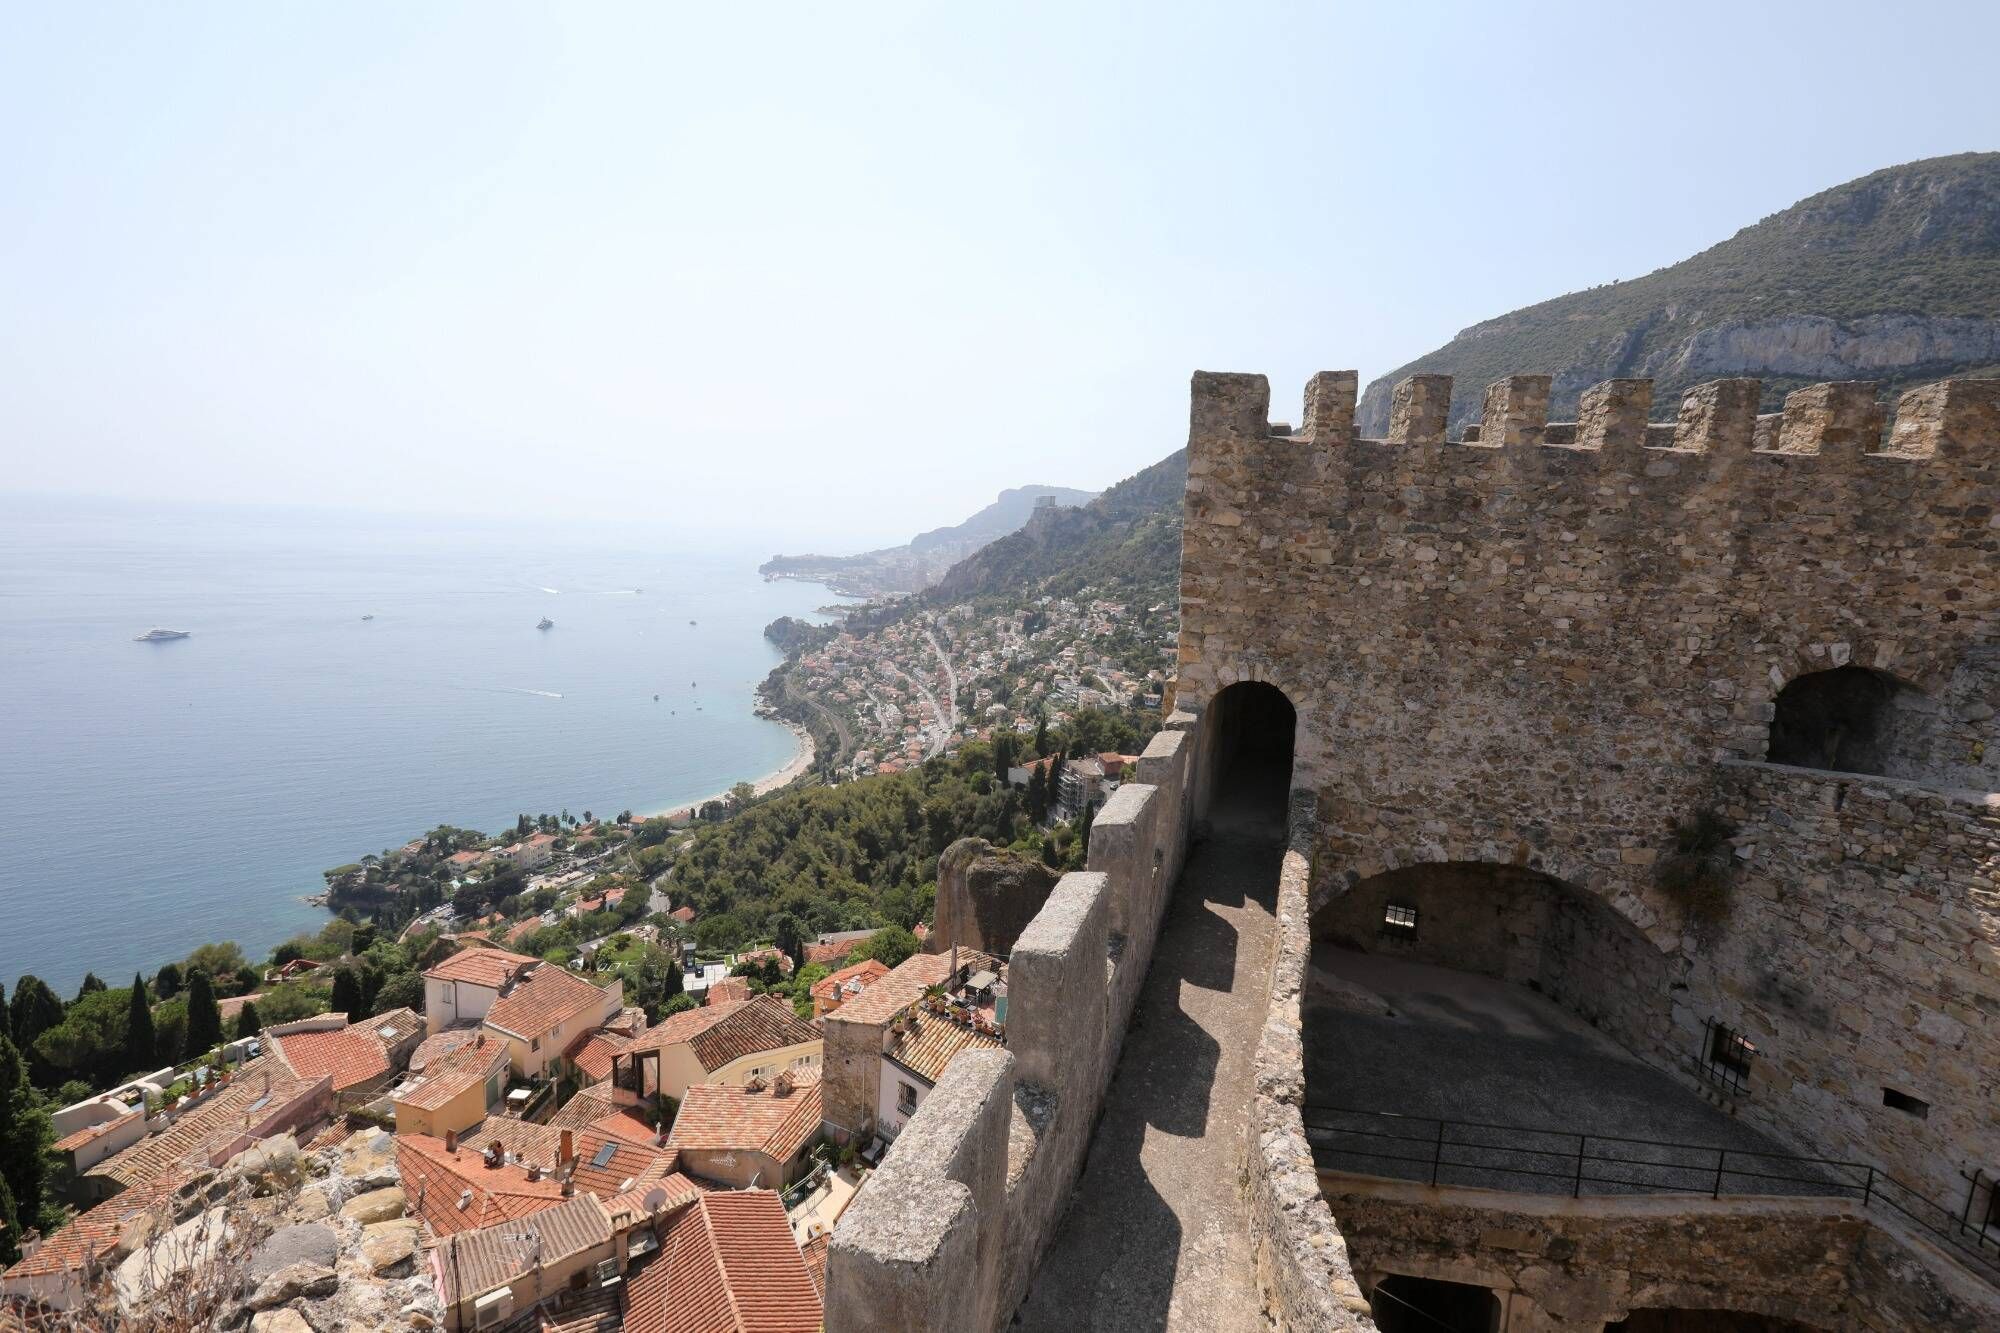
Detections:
234,1002,262,1040
153,962,182,999
75,973,107,1000
0,980,9,1046
330,968,366,1020
0,1033,50,1257
1033,714,1049,758
126,974,157,1073
184,970,223,1057
0,1170,18,1267
9,977,63,1052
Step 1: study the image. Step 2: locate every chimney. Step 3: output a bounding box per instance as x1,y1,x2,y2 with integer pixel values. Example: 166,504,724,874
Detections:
445,1129,458,1154
485,1140,503,1168
526,1161,542,1182
559,1129,574,1166
476,1033,486,1047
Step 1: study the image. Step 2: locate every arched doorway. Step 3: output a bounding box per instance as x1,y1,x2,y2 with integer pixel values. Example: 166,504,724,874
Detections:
1192,680,1295,839
1766,665,1921,776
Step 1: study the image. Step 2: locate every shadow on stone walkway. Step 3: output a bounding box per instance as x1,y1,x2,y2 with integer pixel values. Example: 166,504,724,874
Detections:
1013,818,1283,1331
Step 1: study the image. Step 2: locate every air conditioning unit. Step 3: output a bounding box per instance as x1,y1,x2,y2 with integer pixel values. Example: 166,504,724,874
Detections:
473,1289,513,1329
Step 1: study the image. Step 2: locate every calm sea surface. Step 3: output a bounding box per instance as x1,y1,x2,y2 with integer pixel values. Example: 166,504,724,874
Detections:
0,499,834,994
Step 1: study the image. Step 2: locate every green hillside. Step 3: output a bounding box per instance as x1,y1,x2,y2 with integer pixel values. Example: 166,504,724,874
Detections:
1359,153,2000,433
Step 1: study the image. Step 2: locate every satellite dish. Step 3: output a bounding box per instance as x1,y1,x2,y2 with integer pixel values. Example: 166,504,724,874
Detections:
642,1187,669,1212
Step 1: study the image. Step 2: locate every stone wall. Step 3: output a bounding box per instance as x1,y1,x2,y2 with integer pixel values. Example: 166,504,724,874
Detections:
1318,1174,2000,1332
822,719,1195,1331
1177,368,2000,1291
930,837,1062,957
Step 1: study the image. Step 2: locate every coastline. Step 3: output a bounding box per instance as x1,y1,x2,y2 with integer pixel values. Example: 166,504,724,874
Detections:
642,717,816,822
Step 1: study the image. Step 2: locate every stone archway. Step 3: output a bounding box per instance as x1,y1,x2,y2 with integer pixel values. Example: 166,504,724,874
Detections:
1191,679,1296,840
1767,664,1924,776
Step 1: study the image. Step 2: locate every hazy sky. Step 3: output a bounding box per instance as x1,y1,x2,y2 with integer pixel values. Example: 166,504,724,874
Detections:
4,2,1995,549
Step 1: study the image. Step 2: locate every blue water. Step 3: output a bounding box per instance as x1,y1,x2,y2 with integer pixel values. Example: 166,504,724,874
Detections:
0,499,834,994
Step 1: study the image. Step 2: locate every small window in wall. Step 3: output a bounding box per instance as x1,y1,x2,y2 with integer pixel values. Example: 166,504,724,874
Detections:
1882,1087,1930,1119
1381,902,1419,940
1700,1019,1755,1093
897,1081,919,1115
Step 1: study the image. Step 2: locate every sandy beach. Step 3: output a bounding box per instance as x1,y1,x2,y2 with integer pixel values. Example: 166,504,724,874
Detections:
644,718,815,822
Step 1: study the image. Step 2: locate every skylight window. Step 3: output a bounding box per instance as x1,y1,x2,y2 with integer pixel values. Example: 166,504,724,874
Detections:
591,1141,618,1169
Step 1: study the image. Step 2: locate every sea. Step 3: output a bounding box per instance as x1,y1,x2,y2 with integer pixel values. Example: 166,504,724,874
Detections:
0,498,840,995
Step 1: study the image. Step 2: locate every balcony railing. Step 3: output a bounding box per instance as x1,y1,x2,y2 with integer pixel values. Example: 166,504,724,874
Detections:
1303,1103,1999,1283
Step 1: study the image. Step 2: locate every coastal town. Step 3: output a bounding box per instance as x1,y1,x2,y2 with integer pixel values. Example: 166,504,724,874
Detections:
773,587,1175,779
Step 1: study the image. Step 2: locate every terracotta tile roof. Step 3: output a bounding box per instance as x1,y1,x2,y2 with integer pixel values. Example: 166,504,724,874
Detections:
424,946,541,989
884,1007,1003,1085
808,959,888,1004
546,1084,623,1134
703,977,752,1008
2,1161,186,1279
623,1192,821,1333
457,1117,564,1164
666,1075,821,1169
567,1128,677,1198
505,918,542,945
87,1056,314,1190
800,1231,829,1302
434,1193,612,1302
593,1108,665,1146
395,1038,508,1113
367,1006,423,1048
670,906,696,923
52,1109,141,1154
565,1027,632,1082
820,952,952,1027
800,929,881,967
630,996,819,1075
410,1025,483,1075
271,1026,391,1093
397,1133,571,1239
485,966,611,1042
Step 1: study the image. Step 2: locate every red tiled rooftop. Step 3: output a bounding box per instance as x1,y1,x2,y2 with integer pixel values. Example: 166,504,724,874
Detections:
395,1038,508,1113
270,1025,391,1093
424,946,541,989
666,1074,822,1168
703,977,752,1008
396,1133,570,1238
485,965,610,1042
623,1191,821,1333
565,1026,633,1082
629,996,819,1074
51,1108,141,1154
808,959,888,1003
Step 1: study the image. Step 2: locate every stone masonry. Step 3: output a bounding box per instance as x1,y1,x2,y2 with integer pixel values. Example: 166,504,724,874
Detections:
1181,368,2000,1329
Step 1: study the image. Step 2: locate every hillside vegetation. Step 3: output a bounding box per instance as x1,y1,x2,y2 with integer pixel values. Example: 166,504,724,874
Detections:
1358,153,2000,433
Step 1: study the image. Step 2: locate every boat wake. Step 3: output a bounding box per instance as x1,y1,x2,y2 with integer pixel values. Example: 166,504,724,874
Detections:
504,687,564,699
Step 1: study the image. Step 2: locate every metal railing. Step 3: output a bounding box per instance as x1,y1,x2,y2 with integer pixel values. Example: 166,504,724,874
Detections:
1303,1103,2000,1282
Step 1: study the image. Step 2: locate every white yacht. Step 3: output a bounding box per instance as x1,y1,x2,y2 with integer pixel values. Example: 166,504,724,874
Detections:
135,628,191,642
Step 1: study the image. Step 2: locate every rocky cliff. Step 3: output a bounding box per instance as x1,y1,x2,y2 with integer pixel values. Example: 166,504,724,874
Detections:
1357,153,2000,435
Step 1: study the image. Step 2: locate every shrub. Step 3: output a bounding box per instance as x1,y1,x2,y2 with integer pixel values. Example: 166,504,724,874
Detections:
1655,809,1738,928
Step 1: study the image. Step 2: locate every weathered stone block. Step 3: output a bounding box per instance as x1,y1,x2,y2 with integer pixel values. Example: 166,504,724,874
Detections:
1885,377,2000,458
1574,378,1652,452
1479,375,1551,447
1008,872,1109,1095
1775,381,1885,455
1303,370,1358,445
1386,375,1451,445
1672,377,1761,451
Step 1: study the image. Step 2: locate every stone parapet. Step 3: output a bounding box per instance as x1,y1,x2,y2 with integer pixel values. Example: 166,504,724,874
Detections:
1246,791,1373,1331
824,723,1196,1332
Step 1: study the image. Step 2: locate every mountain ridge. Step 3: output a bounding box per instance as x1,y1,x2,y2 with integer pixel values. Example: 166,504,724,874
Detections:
1357,152,2000,435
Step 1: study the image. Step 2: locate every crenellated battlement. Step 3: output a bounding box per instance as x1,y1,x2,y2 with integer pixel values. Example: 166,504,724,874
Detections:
1212,369,2000,465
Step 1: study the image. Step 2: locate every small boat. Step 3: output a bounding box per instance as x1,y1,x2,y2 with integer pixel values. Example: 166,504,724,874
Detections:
689,619,697,626
361,614,375,621
537,617,555,631
135,628,191,642
653,694,660,701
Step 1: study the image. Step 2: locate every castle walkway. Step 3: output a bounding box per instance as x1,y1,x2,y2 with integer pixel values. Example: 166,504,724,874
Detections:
1014,781,1285,1332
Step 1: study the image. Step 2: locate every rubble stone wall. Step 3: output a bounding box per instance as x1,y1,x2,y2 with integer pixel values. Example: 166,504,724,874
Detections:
1319,1175,2000,1333
1182,369,2000,1325
823,720,1194,1332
